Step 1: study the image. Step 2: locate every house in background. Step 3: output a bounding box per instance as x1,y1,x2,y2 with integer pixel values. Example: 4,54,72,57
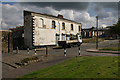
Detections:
9,26,24,50
92,27,105,38
81,27,110,38
81,27,94,38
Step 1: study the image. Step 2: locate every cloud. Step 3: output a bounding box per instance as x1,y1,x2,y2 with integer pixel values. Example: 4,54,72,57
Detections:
59,9,74,20
2,3,23,29
93,2,118,19
19,2,90,11
1,2,118,30
93,2,118,11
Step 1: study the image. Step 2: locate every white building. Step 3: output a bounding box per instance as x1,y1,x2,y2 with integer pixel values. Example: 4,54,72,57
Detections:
24,10,82,49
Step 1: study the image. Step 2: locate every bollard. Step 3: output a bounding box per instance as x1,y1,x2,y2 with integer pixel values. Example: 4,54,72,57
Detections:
78,45,80,56
78,44,81,56
64,47,66,56
34,48,36,55
16,47,19,54
46,46,48,57
27,48,29,54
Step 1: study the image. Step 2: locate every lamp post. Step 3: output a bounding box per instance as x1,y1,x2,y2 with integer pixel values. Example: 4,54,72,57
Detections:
96,16,98,49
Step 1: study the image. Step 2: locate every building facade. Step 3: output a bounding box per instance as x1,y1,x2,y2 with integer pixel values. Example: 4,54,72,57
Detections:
82,27,111,38
81,27,94,38
9,26,24,49
24,10,82,49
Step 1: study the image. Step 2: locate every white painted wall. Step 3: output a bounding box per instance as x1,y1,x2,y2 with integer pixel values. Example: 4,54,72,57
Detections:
31,13,81,46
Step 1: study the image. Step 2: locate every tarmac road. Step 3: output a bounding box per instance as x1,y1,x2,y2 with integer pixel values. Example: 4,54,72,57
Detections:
49,39,119,56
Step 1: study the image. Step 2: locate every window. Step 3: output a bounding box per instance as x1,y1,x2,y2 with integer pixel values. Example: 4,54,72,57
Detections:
66,35,70,40
62,34,66,41
78,26,80,31
71,24,73,30
52,20,56,29
62,22,65,30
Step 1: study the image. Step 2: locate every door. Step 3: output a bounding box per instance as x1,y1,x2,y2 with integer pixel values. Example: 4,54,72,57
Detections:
62,34,66,41
56,34,60,46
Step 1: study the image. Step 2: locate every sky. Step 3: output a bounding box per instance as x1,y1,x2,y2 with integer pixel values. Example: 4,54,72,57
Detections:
0,2,119,30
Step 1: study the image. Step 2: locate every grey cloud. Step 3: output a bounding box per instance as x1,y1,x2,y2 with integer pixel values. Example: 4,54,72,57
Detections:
93,2,118,11
2,4,23,29
94,5,109,19
93,2,118,19
1,2,118,30
19,2,90,11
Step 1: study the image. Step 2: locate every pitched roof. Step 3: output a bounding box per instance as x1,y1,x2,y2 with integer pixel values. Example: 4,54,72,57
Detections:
24,10,81,24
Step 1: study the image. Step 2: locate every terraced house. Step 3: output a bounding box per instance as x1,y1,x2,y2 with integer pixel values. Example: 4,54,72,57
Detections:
24,10,82,49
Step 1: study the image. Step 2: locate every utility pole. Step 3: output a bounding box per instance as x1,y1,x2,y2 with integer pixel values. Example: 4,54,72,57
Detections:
96,16,98,49
118,1,120,21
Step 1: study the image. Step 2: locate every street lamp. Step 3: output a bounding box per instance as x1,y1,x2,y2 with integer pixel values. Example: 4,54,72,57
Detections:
96,16,98,49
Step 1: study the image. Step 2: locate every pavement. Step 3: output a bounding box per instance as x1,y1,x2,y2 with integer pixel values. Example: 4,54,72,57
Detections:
2,39,120,78
86,49,120,54
2,55,72,78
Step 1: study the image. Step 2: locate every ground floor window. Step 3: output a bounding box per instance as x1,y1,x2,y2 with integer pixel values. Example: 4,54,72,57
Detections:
66,35,70,40
62,34,66,41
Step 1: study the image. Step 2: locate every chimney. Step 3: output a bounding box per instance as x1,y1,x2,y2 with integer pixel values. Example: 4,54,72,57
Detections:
16,27,19,28
58,14,63,18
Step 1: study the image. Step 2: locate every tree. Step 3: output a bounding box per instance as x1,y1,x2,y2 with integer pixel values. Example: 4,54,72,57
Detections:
108,20,120,37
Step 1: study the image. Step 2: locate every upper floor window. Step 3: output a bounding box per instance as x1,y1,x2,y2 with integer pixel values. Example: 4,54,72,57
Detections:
52,20,56,29
78,26,80,31
62,22,65,30
71,24,73,30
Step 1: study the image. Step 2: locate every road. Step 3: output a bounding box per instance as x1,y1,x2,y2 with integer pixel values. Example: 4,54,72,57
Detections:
49,39,119,56
2,39,119,78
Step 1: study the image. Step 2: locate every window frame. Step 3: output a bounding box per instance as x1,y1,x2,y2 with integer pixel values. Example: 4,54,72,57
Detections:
52,20,56,29
62,22,65,30
78,26,81,31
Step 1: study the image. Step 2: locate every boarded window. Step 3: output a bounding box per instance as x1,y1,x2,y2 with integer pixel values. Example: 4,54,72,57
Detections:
35,18,42,28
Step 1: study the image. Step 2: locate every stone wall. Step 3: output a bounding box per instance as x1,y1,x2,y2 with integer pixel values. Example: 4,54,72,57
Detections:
0,30,13,53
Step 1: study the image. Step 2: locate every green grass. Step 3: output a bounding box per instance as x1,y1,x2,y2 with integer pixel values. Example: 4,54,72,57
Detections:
100,47,120,51
20,56,119,78
82,38,104,43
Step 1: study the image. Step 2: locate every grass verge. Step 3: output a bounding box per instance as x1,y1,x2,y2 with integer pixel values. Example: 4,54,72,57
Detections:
19,56,119,78
82,38,104,43
100,47,120,51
